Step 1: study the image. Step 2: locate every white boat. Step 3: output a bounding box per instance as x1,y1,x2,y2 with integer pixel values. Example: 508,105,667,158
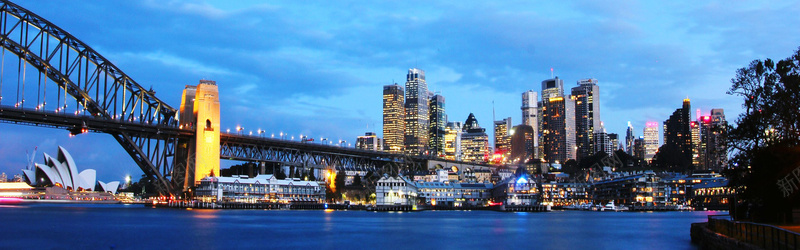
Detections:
600,201,628,211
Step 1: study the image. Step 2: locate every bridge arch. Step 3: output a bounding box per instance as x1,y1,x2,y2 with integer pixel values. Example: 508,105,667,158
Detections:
0,0,182,195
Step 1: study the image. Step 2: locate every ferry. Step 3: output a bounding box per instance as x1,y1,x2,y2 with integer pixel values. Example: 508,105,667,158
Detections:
599,201,629,212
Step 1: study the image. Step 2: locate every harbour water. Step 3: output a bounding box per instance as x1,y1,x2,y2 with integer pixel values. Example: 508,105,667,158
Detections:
0,204,724,249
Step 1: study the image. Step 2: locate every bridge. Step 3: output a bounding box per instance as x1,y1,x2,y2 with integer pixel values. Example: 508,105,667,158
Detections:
0,0,493,197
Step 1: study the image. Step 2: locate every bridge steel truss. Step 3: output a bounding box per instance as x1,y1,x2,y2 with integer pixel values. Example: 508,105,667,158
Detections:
0,0,185,196
220,134,412,172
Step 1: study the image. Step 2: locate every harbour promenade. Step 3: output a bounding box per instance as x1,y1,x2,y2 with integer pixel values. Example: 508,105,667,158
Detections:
692,215,800,249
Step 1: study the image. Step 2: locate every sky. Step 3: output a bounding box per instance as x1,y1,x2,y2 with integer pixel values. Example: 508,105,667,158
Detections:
1,0,799,182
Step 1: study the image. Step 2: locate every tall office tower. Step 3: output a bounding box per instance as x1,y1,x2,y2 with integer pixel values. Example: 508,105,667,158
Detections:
690,121,701,167
494,117,512,161
540,77,563,161
460,113,489,163
382,84,405,153
634,137,645,160
571,78,601,160
541,94,576,164
509,125,536,164
608,133,620,151
404,68,429,155
356,132,383,151
643,122,660,162
444,122,463,161
593,123,612,156
663,98,693,163
521,90,539,158
626,122,635,155
428,94,446,157
541,77,564,99
700,109,728,171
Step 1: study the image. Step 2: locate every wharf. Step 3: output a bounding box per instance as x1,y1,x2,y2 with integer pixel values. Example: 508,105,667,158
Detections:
153,200,366,210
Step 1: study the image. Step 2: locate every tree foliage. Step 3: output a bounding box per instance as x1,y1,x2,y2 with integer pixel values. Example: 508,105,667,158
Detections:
727,47,800,223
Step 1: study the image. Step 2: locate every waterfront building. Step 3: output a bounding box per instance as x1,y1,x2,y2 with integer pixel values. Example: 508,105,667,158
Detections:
643,122,659,162
194,175,324,203
21,146,118,194
625,121,635,155
460,113,489,163
661,172,724,206
541,89,576,164
416,182,493,207
404,68,430,155
443,122,463,161
382,84,405,153
375,175,418,206
490,171,538,206
493,117,512,162
356,132,383,151
428,94,446,157
663,98,693,164
509,125,536,164
593,171,666,208
521,90,539,158
692,178,733,210
540,182,591,207
571,78,601,161
593,122,612,156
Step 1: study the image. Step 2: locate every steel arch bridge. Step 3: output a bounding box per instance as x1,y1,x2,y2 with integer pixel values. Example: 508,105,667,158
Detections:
0,0,430,197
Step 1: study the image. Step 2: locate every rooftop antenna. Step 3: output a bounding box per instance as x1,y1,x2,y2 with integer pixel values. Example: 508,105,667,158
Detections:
550,67,554,78
492,100,496,122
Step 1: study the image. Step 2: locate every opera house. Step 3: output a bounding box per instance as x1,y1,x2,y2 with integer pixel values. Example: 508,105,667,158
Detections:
0,146,121,202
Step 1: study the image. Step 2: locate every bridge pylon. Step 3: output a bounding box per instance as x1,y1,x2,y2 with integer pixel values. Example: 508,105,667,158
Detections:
176,80,221,192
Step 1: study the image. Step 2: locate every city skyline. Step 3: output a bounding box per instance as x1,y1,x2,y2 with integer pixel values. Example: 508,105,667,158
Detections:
1,1,800,182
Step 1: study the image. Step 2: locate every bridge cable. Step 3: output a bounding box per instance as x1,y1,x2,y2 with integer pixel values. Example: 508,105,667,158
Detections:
16,52,19,107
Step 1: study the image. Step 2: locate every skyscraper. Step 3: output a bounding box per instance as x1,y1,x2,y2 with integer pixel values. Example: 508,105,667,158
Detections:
593,122,612,156
494,117,512,162
356,132,383,151
608,133,620,151
690,121,701,167
663,98,693,163
541,77,564,100
626,121,635,155
521,90,539,158
634,137,645,160
700,109,728,171
382,84,404,153
644,122,659,162
404,68,429,155
541,78,576,164
461,113,489,163
428,94,446,157
571,78,601,160
509,125,536,164
444,122,463,161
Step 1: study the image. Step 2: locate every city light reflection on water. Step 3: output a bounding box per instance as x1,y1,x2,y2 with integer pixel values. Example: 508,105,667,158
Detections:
0,204,724,249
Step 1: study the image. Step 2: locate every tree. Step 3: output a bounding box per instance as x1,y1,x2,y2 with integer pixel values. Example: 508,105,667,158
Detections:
307,170,316,181
275,169,287,180
334,170,346,193
352,174,362,188
561,159,579,176
652,144,691,172
727,47,800,223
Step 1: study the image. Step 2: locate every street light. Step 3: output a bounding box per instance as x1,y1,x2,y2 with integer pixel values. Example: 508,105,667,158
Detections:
236,126,243,135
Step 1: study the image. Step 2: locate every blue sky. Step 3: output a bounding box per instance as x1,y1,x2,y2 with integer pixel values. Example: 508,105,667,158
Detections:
1,0,799,182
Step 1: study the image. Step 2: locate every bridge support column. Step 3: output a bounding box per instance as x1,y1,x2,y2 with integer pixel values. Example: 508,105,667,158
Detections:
177,80,220,191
